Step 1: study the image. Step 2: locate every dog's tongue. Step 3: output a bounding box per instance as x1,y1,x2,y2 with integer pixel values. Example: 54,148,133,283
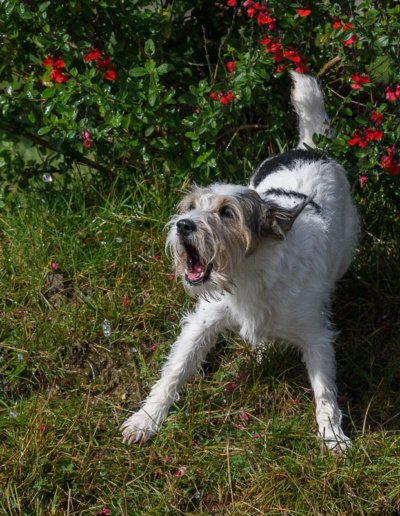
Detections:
187,259,205,281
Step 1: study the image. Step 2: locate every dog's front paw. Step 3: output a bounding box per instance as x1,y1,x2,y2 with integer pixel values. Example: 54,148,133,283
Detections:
321,429,352,455
121,406,166,444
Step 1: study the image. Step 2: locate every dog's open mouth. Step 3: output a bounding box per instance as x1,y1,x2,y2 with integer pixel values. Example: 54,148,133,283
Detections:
184,244,213,284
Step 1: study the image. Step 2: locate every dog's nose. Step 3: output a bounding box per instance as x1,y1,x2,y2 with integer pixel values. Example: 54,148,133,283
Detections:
177,219,197,236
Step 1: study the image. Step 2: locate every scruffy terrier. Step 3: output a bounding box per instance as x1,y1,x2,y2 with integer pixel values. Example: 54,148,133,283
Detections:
121,72,360,452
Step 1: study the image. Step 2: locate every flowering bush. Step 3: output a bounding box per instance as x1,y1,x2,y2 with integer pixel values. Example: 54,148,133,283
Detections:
0,0,399,233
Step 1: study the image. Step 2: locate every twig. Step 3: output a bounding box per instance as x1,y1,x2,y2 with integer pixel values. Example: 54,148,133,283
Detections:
214,7,237,82
318,56,342,77
217,124,269,141
0,122,109,174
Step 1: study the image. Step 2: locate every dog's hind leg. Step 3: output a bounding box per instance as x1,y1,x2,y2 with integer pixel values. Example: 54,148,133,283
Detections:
121,299,229,444
300,328,351,453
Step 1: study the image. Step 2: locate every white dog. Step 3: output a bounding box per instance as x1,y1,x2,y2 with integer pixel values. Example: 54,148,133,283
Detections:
121,72,360,452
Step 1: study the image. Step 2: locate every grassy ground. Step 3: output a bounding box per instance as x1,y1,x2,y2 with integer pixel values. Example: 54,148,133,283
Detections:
1,176,400,516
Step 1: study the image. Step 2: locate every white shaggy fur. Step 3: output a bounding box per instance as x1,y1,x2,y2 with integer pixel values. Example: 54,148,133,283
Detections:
121,72,360,452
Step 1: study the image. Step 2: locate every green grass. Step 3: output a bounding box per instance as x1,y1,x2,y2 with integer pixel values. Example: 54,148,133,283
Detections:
1,178,400,515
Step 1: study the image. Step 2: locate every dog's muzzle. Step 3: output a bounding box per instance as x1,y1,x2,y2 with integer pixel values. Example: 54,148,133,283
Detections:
176,219,213,285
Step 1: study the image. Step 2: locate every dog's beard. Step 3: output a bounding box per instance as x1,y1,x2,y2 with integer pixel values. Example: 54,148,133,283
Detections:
166,217,249,298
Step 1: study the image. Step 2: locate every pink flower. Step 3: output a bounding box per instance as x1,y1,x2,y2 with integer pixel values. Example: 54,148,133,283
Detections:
83,130,92,148
51,262,59,270
122,295,131,306
359,176,368,188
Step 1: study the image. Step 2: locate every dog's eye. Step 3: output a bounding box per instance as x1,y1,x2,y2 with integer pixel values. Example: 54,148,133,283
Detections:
187,202,195,211
219,206,235,219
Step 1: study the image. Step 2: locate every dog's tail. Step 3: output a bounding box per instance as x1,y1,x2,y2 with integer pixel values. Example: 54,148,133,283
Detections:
290,71,333,149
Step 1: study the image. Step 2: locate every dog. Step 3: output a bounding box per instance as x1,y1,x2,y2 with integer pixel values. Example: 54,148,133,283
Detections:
121,72,360,452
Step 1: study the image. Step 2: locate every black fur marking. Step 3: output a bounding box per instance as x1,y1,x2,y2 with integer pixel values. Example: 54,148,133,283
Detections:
251,149,328,189
263,188,322,214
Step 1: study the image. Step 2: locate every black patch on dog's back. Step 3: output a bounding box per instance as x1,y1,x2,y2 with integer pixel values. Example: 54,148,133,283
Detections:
263,188,322,214
251,149,328,189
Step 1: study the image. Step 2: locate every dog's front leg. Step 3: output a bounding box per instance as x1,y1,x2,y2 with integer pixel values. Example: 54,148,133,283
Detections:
301,333,351,453
121,299,229,444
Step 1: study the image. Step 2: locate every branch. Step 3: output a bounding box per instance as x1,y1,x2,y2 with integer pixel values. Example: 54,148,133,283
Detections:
0,123,109,174
217,124,269,141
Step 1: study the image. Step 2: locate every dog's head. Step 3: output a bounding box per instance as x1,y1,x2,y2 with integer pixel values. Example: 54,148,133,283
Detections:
166,184,310,297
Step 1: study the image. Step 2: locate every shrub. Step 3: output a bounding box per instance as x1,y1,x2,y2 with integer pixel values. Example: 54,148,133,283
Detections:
0,0,399,235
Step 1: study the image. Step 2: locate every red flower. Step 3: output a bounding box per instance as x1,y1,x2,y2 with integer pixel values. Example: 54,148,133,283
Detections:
276,64,287,74
264,38,282,54
227,0,236,5
381,145,399,175
122,295,131,306
348,130,366,148
284,48,301,63
85,47,102,62
50,68,68,83
247,7,255,17
226,61,236,78
43,54,68,83
219,90,234,106
42,56,54,66
96,54,117,81
259,37,271,45
295,56,308,73
386,87,396,101
333,20,358,46
257,13,273,25
350,72,369,90
296,8,311,17
371,110,383,124
364,128,382,141
210,92,218,100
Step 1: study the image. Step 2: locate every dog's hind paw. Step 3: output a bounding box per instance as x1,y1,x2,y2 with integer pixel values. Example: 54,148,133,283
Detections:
120,407,165,445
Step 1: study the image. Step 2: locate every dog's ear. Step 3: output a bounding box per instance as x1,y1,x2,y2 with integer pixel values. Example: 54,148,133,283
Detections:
259,195,314,238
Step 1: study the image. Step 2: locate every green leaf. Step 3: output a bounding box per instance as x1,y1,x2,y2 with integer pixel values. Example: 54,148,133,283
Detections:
178,92,197,105
43,101,54,115
129,67,148,77
145,60,156,74
157,63,174,75
145,39,155,56
145,125,155,137
38,126,51,136
42,87,55,99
